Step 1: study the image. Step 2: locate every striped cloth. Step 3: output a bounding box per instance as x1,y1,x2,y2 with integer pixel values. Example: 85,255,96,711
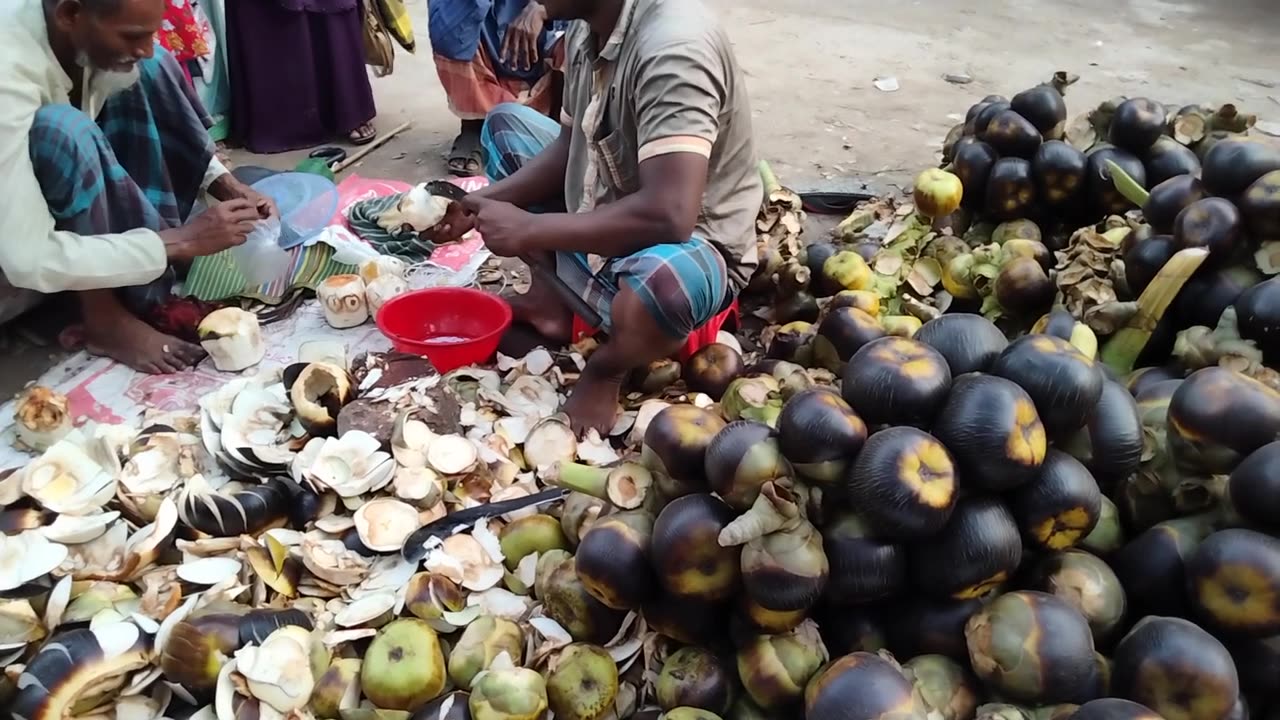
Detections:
433,38,565,121
182,242,355,304
345,193,436,262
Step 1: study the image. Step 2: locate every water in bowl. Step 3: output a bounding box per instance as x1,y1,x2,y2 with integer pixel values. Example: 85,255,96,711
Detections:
426,335,472,344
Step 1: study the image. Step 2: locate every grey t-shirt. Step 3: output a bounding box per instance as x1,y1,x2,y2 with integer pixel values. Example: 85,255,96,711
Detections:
559,0,762,291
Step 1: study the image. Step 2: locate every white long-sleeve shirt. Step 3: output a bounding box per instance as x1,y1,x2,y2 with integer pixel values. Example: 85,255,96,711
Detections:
0,0,229,294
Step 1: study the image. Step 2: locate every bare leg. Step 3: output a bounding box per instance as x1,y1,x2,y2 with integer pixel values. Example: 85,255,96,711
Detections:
79,290,206,374
563,283,684,435
503,255,573,345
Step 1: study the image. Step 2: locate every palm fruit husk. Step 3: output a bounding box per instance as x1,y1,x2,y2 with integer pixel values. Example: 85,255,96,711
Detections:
737,619,829,710
447,616,525,690
1053,222,1130,330
965,591,1101,705
1025,549,1127,645
902,654,981,720
755,160,805,261
718,481,828,618
1174,307,1280,392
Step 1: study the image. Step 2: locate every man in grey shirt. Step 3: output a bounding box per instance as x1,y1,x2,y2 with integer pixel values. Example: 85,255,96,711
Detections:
432,0,762,435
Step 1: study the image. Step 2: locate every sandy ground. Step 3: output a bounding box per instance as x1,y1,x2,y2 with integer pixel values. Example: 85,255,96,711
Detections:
2,0,1278,395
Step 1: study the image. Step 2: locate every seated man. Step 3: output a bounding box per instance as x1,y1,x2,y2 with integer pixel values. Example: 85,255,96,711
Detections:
0,0,273,373
428,0,568,176
431,0,763,434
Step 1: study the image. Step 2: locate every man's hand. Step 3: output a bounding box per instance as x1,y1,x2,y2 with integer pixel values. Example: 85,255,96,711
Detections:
238,185,278,220
209,174,278,219
162,199,261,264
502,2,547,71
420,201,476,245
468,196,536,257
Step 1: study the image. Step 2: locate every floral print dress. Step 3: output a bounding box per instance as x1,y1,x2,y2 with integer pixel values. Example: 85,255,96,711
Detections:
158,0,211,63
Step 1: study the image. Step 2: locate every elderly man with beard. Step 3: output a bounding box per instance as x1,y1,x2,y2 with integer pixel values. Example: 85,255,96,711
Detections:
0,0,275,373
427,0,762,435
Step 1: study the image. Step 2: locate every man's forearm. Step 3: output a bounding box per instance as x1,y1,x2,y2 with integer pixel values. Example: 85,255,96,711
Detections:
206,172,242,202
479,129,572,208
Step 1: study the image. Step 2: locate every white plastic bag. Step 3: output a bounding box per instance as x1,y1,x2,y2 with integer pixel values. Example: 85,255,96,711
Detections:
231,216,292,286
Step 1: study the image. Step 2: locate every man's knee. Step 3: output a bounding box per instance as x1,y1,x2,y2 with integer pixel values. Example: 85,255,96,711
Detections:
612,244,732,341
611,280,691,343
29,105,108,210
30,105,101,151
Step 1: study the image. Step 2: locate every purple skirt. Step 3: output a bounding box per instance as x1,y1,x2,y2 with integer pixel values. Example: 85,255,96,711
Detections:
226,1,377,154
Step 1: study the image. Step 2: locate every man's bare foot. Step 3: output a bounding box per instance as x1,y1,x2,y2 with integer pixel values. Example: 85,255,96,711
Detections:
81,295,206,374
563,370,622,436
507,290,572,343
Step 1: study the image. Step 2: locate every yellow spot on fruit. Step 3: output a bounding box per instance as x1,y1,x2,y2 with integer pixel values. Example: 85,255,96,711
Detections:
1028,336,1061,353
1196,565,1279,627
1034,507,1092,550
898,441,956,509
900,358,938,380
1006,399,1048,466
954,572,1008,599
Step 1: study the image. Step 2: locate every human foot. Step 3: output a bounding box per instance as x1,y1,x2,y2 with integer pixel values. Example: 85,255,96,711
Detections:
348,122,377,146
563,371,622,436
81,295,206,374
447,122,483,177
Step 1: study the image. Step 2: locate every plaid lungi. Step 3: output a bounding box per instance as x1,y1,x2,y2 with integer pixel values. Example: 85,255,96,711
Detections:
481,103,732,339
24,45,217,314
433,36,566,121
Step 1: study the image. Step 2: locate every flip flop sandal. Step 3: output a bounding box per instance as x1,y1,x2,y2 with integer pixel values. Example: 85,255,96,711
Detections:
447,132,484,177
309,146,348,170
348,125,378,146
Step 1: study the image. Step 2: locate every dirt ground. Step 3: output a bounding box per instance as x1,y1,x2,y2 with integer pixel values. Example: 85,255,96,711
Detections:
2,0,1278,395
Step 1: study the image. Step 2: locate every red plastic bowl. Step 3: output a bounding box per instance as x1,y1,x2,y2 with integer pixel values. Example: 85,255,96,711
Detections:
375,287,513,373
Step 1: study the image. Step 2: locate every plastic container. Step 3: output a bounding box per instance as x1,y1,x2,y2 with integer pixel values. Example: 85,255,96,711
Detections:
251,172,339,249
376,288,513,372
231,216,293,285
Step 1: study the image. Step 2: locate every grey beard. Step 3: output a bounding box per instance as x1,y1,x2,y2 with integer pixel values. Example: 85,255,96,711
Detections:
76,50,142,98
90,65,142,98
